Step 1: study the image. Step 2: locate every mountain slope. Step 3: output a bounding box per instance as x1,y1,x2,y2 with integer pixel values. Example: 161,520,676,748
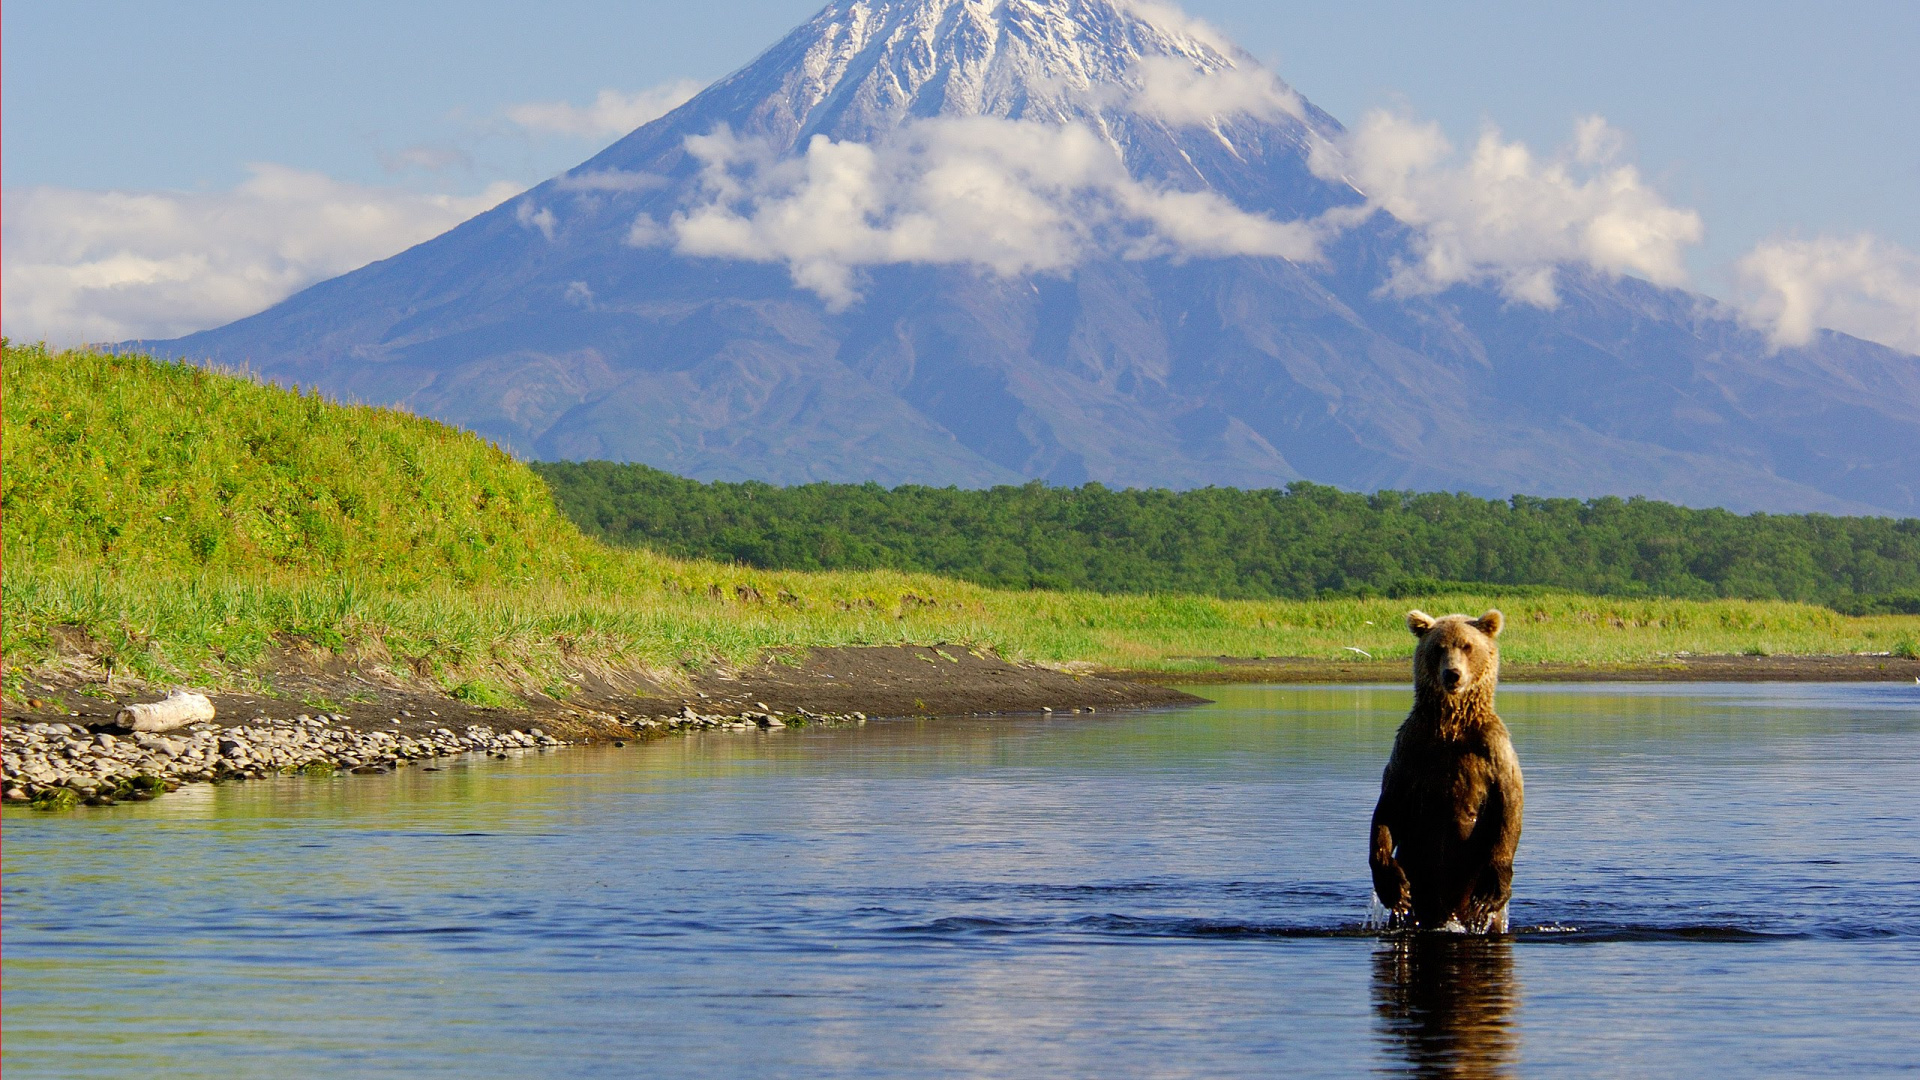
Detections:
139,0,1920,515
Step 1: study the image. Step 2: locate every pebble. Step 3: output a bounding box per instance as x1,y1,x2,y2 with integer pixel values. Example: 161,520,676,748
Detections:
4,700,869,809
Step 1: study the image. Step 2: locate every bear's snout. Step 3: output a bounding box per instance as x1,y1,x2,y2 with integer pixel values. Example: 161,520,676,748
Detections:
1427,647,1474,692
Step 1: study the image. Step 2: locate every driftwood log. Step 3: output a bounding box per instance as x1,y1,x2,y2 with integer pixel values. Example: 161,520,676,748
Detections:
116,691,216,732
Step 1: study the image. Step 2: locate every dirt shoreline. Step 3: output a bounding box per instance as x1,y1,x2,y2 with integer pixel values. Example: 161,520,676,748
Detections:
4,644,1205,742
1117,653,1920,685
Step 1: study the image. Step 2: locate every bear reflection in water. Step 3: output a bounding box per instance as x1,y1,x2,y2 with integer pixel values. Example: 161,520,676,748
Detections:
1373,935,1519,1079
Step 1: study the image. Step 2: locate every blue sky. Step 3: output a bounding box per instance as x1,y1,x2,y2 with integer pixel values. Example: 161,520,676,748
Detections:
4,0,1917,348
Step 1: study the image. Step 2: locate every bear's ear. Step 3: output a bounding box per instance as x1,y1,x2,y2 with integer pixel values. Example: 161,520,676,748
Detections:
1472,610,1505,638
1406,610,1436,636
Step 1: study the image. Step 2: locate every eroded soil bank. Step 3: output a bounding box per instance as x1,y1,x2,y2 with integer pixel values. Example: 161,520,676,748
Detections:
3,644,1205,808
4,644,1205,743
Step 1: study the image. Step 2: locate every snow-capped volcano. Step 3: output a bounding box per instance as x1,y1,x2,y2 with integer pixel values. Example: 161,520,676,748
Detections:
687,0,1330,143
138,0,1920,515
569,0,1354,308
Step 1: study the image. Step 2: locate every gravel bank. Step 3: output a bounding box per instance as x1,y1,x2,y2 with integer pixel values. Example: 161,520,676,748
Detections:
5,644,1199,812
3,704,866,811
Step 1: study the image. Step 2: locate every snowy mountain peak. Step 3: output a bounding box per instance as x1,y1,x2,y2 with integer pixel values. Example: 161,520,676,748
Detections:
694,0,1328,149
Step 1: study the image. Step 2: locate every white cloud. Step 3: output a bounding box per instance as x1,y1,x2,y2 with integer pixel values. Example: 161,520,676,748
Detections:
505,81,703,139
0,165,517,345
1129,56,1303,126
380,143,472,174
627,214,669,247
664,118,1321,308
515,199,558,240
552,169,666,193
1735,234,1920,354
1570,115,1626,166
1310,112,1704,306
1113,0,1239,56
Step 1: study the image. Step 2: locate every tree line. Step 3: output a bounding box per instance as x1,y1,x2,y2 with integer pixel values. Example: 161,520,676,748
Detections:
531,461,1920,613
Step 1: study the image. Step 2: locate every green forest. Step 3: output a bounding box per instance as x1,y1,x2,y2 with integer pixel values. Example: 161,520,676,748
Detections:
532,462,1920,613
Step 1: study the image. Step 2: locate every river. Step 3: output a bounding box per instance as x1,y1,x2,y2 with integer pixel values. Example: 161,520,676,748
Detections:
5,683,1918,1077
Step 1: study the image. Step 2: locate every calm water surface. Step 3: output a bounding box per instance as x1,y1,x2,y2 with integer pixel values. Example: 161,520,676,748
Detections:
6,683,1919,1077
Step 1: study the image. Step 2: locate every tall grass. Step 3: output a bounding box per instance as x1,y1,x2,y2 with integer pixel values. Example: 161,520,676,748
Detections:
3,342,582,583
9,561,1912,698
5,343,1915,704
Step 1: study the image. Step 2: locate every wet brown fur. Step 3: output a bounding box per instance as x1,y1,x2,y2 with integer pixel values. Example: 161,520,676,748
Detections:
1370,610,1524,932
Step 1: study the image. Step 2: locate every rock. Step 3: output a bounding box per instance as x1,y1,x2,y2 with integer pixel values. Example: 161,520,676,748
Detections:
117,691,216,732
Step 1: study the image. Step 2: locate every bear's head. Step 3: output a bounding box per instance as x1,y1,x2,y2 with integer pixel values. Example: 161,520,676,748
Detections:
1407,609,1504,698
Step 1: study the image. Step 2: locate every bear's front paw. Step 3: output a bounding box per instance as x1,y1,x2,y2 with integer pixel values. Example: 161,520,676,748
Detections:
1370,863,1409,912
1369,891,1411,931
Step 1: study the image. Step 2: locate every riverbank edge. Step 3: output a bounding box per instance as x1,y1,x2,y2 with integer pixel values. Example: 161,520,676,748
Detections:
2,644,1203,810
9,646,1917,811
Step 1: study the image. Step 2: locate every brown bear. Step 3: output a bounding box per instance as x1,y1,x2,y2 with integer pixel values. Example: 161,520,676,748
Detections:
1369,609,1524,933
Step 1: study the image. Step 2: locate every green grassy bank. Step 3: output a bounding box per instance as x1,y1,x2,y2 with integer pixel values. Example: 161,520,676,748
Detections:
5,344,1916,709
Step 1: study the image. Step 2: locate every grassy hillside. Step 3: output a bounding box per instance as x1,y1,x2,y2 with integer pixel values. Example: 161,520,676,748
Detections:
534,460,1920,611
5,343,1916,708
7,343,581,584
